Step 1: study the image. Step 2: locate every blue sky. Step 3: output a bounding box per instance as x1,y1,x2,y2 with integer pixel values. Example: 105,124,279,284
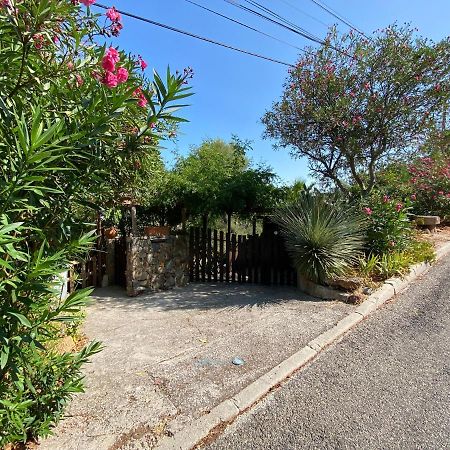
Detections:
94,0,450,185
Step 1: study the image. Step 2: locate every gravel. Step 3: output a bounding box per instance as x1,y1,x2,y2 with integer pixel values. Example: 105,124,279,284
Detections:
207,255,450,450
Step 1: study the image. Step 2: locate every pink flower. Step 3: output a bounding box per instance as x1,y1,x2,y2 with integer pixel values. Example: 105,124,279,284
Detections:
138,56,148,71
389,241,396,247
75,74,84,87
106,47,120,64
52,35,59,44
410,194,416,201
138,97,148,108
435,83,441,92
80,0,95,5
364,82,370,90
67,61,74,71
438,191,444,195
102,55,116,72
383,195,390,203
396,203,403,211
106,7,121,22
116,67,129,84
1,0,11,7
102,71,118,88
363,207,372,215
102,48,120,72
133,87,148,107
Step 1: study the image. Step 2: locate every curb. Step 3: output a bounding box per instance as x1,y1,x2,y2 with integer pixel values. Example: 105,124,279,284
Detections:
155,240,450,450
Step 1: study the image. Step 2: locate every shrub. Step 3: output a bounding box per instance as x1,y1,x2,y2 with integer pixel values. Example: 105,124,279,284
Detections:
409,155,450,218
273,192,366,284
362,192,413,255
357,239,435,280
0,0,190,446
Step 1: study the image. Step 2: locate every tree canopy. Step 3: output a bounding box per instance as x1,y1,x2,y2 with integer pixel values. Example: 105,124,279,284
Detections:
262,25,450,195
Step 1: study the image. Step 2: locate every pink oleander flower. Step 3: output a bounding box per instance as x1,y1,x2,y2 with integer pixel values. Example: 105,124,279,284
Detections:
438,191,444,195
80,0,95,5
1,0,11,7
75,74,84,87
102,71,118,88
116,67,129,84
52,35,59,44
133,87,148,107
396,203,403,211
410,194,416,201
106,47,120,64
383,195,390,203
102,48,120,72
138,55,147,71
363,207,372,215
106,7,121,22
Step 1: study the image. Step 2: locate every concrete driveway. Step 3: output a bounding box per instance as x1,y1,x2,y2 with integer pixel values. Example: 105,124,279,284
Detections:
41,283,353,450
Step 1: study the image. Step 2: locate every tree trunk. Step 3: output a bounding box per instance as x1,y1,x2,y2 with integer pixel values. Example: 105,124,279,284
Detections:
227,212,232,235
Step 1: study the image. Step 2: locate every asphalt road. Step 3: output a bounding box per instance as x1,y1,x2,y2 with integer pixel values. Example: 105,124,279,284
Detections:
207,255,450,450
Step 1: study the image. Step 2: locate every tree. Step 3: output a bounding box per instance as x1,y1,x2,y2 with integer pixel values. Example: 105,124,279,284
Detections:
0,0,190,444
174,138,248,228
262,25,450,195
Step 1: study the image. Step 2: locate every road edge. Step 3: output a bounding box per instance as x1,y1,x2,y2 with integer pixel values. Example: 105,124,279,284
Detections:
155,240,450,450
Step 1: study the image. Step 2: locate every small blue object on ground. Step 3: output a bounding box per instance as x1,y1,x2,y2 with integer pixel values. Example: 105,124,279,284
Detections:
232,357,245,366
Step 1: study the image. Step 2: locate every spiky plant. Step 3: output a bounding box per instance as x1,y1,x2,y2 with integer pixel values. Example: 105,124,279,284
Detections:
273,192,366,284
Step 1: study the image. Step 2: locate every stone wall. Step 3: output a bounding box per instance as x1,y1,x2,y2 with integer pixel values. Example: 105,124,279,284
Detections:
126,235,189,296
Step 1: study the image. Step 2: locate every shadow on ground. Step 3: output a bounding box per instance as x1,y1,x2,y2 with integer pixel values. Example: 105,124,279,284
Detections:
92,283,320,311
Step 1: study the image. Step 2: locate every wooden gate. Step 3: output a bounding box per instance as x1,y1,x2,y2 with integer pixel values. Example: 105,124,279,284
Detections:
189,227,297,286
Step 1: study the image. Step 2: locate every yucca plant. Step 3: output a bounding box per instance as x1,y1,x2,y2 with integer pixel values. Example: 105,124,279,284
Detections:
273,192,366,284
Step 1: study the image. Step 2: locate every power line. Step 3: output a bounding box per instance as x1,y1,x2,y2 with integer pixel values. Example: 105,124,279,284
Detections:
307,0,369,39
224,0,353,58
93,3,294,67
279,0,329,29
184,0,307,53
224,0,324,46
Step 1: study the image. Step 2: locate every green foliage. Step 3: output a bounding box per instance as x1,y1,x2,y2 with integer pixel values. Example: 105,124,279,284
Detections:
273,192,366,284
263,24,450,195
409,155,450,217
357,240,435,280
362,192,413,255
0,0,190,445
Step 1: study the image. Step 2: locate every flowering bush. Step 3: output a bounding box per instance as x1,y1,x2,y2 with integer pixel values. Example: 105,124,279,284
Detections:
0,0,191,445
408,155,450,218
362,193,412,255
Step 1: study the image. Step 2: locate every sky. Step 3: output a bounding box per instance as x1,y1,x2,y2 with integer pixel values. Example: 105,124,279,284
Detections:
93,0,450,185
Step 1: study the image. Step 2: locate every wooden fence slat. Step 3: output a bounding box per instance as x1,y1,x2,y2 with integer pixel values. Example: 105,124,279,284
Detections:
231,234,237,282
207,228,212,282
225,232,230,282
237,235,242,283
195,228,200,282
201,228,207,282
241,235,247,283
219,231,224,282
213,229,218,282
189,228,195,281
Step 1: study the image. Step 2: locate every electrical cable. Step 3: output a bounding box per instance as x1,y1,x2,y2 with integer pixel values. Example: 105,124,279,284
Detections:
93,2,295,67
184,0,307,52
307,0,369,39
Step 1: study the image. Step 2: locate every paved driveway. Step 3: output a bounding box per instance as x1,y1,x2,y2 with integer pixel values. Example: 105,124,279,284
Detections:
41,283,352,450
